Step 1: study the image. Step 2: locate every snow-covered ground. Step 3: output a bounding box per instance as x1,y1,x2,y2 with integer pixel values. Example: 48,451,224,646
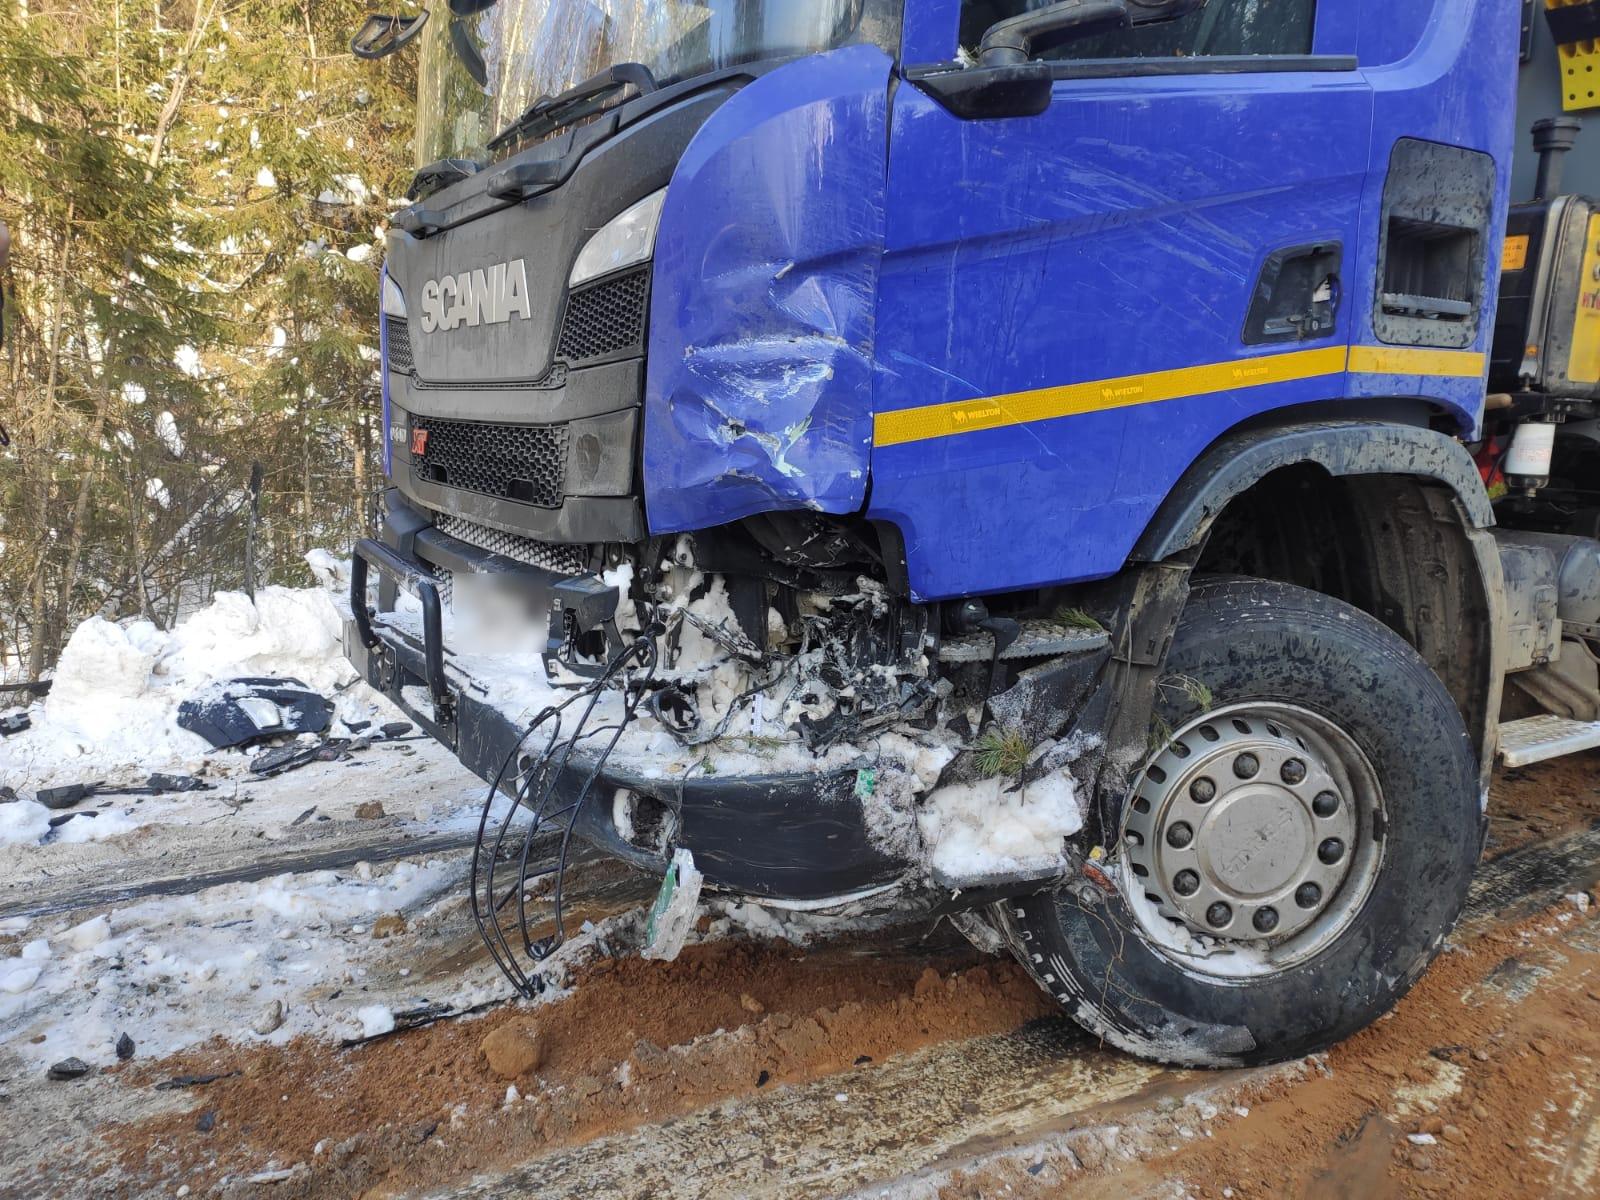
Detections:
0,572,505,1075
0,857,489,1070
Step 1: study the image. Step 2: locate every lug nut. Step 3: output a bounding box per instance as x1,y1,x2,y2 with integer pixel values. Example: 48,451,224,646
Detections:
1173,870,1200,897
1190,777,1217,804
1318,837,1345,865
1312,791,1339,818
1233,752,1260,779
1206,902,1232,928
1295,882,1322,908
1166,821,1194,849
1280,758,1307,785
1253,906,1280,933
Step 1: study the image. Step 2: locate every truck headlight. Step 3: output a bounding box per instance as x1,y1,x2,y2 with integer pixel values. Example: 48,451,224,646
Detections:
570,188,666,288
382,269,406,317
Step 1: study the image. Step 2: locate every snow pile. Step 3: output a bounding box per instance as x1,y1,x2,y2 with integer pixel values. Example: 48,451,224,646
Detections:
0,574,365,792
0,859,463,1068
0,800,53,848
917,768,1085,883
0,801,144,848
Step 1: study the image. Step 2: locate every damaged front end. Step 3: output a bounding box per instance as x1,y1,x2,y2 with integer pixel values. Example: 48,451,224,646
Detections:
347,42,1120,995
346,497,1118,993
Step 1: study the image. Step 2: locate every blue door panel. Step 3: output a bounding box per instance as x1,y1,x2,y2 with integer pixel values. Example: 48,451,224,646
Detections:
870,70,1374,601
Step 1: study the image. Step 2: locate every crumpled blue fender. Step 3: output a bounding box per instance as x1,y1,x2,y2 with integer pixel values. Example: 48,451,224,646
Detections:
643,44,891,535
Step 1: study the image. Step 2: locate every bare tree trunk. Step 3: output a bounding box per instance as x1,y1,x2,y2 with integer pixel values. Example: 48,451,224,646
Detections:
26,200,74,676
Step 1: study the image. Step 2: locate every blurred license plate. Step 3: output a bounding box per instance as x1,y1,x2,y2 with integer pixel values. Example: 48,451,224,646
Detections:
449,571,547,656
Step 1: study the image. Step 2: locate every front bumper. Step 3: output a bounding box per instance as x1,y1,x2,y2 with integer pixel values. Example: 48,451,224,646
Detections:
344,533,913,903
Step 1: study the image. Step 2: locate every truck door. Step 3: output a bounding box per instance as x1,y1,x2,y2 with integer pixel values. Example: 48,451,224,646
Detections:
868,0,1372,602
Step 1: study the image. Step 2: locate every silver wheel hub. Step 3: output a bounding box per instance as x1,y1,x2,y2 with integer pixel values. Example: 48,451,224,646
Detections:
1121,704,1383,977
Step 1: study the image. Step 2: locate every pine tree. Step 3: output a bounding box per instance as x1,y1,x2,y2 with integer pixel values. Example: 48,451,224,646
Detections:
0,0,416,676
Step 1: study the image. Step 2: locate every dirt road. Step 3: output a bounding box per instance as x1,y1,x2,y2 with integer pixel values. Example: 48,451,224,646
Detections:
6,754,1600,1199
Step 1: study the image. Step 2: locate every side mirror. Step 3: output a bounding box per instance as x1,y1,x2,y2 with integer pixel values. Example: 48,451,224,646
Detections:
349,12,429,60
448,17,489,86
979,0,1209,67
978,1,1131,67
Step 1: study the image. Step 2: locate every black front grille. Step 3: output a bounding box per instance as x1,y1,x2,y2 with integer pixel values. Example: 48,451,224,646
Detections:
411,417,566,507
434,513,588,576
386,319,414,375
556,268,649,363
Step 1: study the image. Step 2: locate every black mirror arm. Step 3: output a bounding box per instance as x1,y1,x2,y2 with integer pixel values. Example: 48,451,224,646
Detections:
978,0,1131,67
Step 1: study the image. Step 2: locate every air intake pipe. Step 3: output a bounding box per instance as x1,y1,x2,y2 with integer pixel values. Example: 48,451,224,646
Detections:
1533,116,1583,202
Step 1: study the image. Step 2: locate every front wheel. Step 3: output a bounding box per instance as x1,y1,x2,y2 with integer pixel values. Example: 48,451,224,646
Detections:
1000,577,1481,1066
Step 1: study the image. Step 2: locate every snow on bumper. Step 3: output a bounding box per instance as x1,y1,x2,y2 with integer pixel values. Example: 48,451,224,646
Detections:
342,614,915,903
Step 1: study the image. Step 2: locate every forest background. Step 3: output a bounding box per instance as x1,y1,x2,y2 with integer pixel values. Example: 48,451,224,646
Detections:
0,0,414,677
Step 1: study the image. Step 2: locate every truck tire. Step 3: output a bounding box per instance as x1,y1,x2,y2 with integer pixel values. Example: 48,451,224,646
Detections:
997,576,1481,1066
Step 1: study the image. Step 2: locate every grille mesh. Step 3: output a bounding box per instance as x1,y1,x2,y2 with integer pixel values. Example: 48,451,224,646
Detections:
434,512,588,576
432,565,454,611
411,417,566,507
556,268,649,363
386,320,414,375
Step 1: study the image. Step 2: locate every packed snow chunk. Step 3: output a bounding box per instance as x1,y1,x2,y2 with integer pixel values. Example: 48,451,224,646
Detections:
52,617,162,707
55,809,144,844
155,410,185,457
159,587,350,694
356,1005,395,1039
0,801,52,848
64,915,110,952
642,849,703,962
918,768,1084,884
0,964,41,994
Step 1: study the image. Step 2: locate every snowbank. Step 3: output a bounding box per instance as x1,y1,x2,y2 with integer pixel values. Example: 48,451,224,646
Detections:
0,575,366,794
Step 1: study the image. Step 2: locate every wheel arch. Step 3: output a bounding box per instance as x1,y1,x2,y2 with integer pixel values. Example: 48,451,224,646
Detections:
1131,417,1505,789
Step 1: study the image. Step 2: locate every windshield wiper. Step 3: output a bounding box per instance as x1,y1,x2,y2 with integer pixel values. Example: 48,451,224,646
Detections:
486,61,658,154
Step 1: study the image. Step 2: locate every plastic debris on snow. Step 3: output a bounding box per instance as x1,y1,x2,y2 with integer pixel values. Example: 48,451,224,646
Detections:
642,849,704,962
0,573,365,792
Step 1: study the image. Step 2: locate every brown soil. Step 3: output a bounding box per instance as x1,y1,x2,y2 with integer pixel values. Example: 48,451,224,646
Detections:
1486,747,1600,854
106,936,1055,1197
930,892,1600,1200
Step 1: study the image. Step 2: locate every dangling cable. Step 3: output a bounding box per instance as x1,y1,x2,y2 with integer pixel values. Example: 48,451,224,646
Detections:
468,628,660,998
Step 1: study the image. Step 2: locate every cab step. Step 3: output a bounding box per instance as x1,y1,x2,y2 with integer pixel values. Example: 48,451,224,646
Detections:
1499,715,1600,768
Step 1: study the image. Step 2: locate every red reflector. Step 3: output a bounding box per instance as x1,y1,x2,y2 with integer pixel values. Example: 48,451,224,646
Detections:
410,427,428,455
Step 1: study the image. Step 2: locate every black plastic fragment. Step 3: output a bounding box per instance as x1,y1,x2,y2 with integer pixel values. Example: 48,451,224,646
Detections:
177,677,333,750
37,782,95,810
0,711,30,736
145,772,211,793
154,1070,239,1091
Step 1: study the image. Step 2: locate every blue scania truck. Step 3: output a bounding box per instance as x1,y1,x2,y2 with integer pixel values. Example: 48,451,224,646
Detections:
345,0,1600,1065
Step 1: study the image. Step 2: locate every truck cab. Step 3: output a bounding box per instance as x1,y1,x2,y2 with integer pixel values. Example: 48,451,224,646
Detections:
348,0,1528,1065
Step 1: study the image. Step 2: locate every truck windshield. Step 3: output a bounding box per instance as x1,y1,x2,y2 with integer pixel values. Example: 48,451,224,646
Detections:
416,0,903,165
